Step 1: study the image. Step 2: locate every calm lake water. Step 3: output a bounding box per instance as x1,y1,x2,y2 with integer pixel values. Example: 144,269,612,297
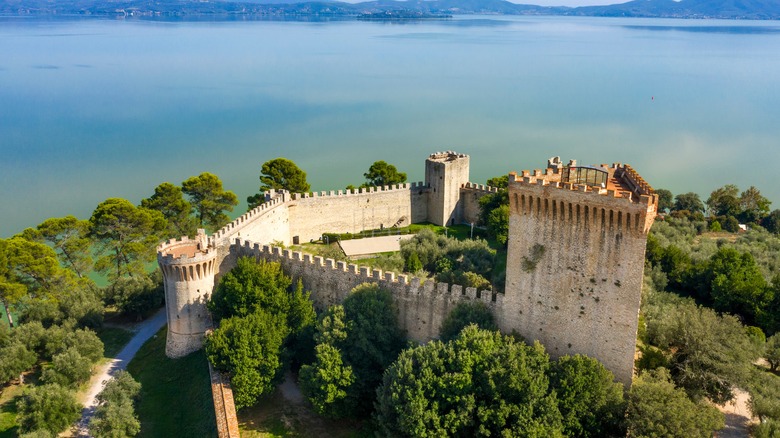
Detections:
2,16,779,237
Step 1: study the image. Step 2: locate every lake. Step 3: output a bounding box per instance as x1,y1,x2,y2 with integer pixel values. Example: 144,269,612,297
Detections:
2,15,779,237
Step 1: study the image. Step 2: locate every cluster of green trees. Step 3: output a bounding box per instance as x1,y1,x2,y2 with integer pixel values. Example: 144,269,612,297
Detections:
646,215,780,335
299,283,406,419
400,228,497,291
656,184,780,234
89,371,142,438
204,257,316,408
1,171,239,436
641,204,780,436
246,158,409,210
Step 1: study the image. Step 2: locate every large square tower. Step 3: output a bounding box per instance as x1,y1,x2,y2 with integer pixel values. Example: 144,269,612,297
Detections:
425,151,470,226
502,159,657,386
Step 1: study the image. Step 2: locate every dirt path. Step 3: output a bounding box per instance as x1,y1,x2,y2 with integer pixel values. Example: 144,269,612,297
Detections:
73,308,168,437
715,387,753,438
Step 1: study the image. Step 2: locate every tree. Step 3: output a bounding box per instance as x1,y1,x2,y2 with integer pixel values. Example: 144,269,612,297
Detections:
0,237,76,327
763,209,780,234
16,383,81,435
0,342,37,385
708,247,770,325
644,293,755,403
362,160,407,188
31,216,93,278
141,182,198,238
205,309,289,408
300,284,406,418
739,186,771,224
181,172,238,232
89,198,167,283
486,204,509,245
299,343,355,418
655,189,673,213
439,301,497,342
404,251,423,274
548,355,625,437
208,257,316,341
672,192,705,214
247,158,310,209
626,369,724,438
766,333,780,372
375,326,563,437
42,347,92,387
706,184,740,217
90,370,141,438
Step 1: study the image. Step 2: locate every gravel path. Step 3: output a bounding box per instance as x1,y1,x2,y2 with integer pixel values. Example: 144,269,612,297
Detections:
74,308,168,437
715,387,752,438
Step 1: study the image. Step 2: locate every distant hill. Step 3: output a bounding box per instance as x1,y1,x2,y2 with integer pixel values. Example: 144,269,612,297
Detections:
0,0,778,20
571,0,780,20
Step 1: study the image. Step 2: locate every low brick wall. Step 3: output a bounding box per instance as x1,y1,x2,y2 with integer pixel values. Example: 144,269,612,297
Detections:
207,361,240,438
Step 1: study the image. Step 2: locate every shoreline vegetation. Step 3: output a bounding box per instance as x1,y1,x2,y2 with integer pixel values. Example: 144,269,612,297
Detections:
1,0,780,21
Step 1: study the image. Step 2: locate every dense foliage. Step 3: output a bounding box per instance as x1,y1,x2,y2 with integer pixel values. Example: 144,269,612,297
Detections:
15,384,81,436
400,228,496,290
361,160,407,188
248,157,310,209
438,300,497,342
300,283,406,418
626,369,724,438
182,172,239,232
376,325,625,437
205,257,316,408
89,370,142,438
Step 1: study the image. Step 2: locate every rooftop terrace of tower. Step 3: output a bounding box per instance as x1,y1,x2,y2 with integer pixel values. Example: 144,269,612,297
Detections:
514,157,655,204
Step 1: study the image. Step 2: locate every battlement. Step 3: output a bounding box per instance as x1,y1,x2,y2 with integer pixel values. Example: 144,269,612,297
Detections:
235,239,499,308
428,151,469,162
462,182,501,193
288,181,428,201
211,191,289,242
158,229,216,265
509,162,658,209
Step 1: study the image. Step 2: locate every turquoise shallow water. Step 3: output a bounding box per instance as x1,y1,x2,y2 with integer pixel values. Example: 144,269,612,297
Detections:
1,16,779,237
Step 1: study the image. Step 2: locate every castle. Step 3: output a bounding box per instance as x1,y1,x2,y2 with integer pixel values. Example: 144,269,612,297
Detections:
157,152,658,386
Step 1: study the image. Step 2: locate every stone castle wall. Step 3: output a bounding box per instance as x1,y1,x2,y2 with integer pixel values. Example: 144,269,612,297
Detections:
502,167,657,386
225,240,498,343
158,151,656,389
286,183,429,244
460,182,501,225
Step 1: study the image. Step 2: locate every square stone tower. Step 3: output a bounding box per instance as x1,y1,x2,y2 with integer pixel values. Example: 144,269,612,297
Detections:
425,151,470,226
501,159,657,386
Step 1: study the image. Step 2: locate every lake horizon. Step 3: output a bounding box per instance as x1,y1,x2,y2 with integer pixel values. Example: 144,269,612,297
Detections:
2,15,779,237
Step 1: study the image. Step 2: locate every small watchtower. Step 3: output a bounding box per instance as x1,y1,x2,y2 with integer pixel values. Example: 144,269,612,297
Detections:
502,158,658,386
157,229,218,358
425,151,470,226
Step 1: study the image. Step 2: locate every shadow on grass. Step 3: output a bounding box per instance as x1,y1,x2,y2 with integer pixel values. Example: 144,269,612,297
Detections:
238,380,375,438
126,327,217,438
0,385,23,438
96,326,135,358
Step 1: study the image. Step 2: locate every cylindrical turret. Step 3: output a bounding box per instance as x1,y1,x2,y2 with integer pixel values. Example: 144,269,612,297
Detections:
157,229,218,358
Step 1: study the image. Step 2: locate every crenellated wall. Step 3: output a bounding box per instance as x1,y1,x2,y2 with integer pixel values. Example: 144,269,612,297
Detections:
226,240,498,343
460,182,502,225
502,164,657,387
157,151,657,391
286,182,429,244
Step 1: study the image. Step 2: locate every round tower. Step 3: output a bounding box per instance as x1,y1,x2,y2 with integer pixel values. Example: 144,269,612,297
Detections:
157,229,218,358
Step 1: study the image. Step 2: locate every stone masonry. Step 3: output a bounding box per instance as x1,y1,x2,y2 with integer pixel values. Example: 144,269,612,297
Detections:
157,152,657,388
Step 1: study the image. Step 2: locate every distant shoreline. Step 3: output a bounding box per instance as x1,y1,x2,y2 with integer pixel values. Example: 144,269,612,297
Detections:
1,0,779,21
